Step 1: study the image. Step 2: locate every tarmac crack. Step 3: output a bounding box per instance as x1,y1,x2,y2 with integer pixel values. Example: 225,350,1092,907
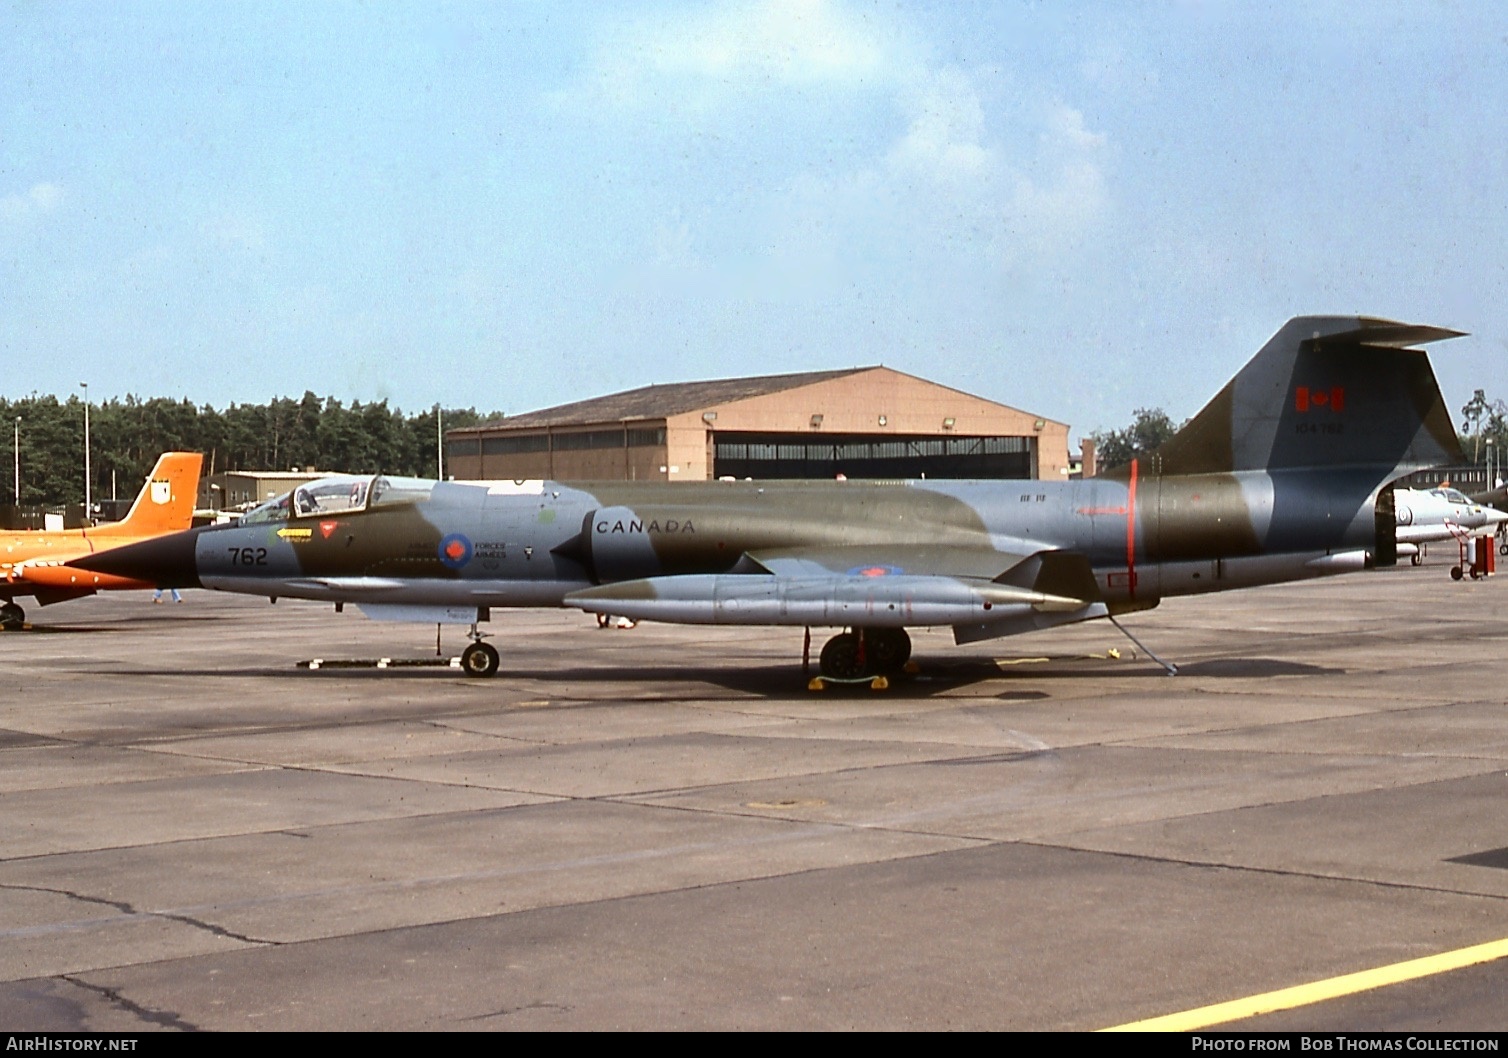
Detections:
0,883,136,916
60,975,201,1032
461,1001,574,1021
1094,696,1508,750
1018,840,1508,903
0,882,273,946
424,717,564,746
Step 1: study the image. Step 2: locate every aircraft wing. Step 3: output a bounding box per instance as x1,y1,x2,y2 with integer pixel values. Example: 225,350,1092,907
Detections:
564,544,1107,641
286,577,414,593
735,544,1027,580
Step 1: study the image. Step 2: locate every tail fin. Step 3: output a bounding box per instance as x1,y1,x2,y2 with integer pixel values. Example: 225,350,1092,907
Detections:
91,452,204,537
1148,316,1463,479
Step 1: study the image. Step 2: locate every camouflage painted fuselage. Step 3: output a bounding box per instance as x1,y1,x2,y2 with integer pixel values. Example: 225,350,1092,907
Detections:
176,469,1378,615
70,315,1466,647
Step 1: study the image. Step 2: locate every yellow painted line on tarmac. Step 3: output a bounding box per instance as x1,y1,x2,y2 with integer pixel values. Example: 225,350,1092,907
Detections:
1100,936,1508,1032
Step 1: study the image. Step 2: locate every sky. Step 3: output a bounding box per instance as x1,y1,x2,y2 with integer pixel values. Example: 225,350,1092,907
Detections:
3,1,1507,444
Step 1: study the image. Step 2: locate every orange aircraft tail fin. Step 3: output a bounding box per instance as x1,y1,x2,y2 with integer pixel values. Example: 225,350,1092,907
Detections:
91,452,204,537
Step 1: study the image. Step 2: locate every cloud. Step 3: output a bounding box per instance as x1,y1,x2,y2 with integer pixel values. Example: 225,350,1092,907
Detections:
886,67,997,185
559,4,1113,284
1044,103,1106,151
0,182,65,221
1008,157,1108,246
824,71,1111,268
557,0,895,114
643,0,886,85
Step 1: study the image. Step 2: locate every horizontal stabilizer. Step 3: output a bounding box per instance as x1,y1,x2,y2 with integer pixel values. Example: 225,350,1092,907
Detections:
1301,318,1465,349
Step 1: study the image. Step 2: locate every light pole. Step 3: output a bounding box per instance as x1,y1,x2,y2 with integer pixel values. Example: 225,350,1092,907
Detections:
12,417,19,505
79,381,90,519
435,403,444,480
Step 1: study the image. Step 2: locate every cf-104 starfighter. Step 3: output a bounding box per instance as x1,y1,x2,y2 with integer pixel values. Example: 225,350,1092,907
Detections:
72,317,1464,679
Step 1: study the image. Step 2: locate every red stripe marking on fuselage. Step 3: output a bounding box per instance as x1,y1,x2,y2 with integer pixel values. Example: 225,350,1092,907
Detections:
1126,458,1139,600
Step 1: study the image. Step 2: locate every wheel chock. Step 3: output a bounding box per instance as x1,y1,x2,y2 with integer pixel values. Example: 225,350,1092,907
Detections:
807,674,893,691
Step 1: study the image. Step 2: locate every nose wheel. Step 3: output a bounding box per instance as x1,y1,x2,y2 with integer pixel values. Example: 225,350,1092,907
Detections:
460,622,499,678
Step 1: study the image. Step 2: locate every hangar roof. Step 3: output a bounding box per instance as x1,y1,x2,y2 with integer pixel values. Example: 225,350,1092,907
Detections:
453,367,871,433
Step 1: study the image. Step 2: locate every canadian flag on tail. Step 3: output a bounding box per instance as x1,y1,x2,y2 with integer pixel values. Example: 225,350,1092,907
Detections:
1295,386,1346,413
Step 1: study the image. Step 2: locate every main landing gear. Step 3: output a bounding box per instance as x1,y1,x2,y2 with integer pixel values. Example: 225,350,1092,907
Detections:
816,628,913,681
460,621,500,678
0,601,24,629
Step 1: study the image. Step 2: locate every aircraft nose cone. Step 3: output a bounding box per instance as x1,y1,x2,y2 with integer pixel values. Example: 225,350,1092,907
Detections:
69,528,205,589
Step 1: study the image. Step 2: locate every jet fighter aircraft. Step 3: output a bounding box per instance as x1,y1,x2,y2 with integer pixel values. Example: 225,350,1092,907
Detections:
2,451,203,627
71,317,1463,678
1468,483,1508,510
1392,486,1508,565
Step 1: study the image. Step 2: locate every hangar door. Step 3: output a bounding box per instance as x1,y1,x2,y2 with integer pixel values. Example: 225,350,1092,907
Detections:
712,433,1034,480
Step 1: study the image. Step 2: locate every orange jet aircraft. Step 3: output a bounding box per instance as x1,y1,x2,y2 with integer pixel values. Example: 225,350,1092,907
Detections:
1,451,203,627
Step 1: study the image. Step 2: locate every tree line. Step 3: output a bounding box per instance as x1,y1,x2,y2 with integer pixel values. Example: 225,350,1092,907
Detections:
2,393,494,508
1459,390,1508,470
1090,408,1181,472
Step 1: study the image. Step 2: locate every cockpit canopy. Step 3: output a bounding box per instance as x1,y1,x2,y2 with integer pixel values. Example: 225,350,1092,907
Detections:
239,475,435,525
1430,487,1473,506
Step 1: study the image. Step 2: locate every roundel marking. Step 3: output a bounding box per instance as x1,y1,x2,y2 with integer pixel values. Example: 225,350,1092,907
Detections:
438,533,473,569
848,564,904,578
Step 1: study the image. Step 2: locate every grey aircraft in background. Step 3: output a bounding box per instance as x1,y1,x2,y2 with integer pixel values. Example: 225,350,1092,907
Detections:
72,316,1465,680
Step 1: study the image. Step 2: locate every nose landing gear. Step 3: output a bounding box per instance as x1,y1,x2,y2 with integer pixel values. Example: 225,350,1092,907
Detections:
460,622,500,678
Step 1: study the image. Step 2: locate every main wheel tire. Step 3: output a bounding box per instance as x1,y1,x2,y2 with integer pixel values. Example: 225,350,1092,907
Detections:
461,641,500,678
866,628,912,673
819,632,869,680
1410,553,1423,567
0,601,24,628
1451,566,1464,581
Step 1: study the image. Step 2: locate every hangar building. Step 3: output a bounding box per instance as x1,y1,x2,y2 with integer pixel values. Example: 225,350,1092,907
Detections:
445,367,1070,483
